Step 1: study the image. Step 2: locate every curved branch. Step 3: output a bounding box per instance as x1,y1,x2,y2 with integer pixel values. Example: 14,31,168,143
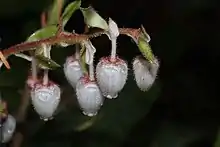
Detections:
2,28,141,59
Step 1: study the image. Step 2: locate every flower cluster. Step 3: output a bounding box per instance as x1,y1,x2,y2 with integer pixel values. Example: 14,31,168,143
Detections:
0,1,160,145
63,19,159,116
0,1,159,122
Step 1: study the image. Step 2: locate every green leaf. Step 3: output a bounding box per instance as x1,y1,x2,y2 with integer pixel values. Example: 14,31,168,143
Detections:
26,25,58,58
137,36,155,63
47,0,66,25
26,25,58,42
62,0,81,27
35,55,61,70
80,6,108,30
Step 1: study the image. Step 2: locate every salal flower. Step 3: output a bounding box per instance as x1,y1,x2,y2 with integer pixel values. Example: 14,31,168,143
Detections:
96,57,128,99
1,115,16,143
30,80,61,121
132,56,159,91
96,18,128,99
76,40,103,116
63,55,83,88
76,74,103,116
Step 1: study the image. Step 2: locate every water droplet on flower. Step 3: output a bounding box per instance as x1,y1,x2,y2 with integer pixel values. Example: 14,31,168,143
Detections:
83,111,97,117
44,118,48,121
106,93,118,99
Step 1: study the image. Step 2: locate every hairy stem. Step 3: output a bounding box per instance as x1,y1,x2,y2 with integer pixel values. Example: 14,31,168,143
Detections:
43,70,49,85
31,57,37,81
41,12,47,27
57,0,63,33
42,44,50,85
110,38,117,61
89,63,95,81
0,51,10,69
75,44,80,59
1,28,141,59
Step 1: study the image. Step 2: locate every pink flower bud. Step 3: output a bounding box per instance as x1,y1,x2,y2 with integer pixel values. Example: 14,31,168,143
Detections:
1,115,16,143
132,56,159,91
30,81,61,121
63,56,83,88
76,75,104,116
96,56,128,99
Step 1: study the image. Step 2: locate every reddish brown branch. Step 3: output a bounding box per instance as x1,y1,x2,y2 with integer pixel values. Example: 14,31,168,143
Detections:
41,12,47,27
0,51,10,69
1,28,141,59
57,0,63,33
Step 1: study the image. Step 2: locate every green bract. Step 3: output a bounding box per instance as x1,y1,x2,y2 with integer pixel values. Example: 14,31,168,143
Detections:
80,6,108,30
137,36,155,63
62,0,81,27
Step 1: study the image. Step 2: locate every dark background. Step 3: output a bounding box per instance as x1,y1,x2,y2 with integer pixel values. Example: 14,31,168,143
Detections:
0,0,220,147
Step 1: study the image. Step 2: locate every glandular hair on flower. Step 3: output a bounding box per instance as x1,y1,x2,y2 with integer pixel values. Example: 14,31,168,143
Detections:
76,75,104,116
96,56,128,99
133,56,159,91
31,81,61,120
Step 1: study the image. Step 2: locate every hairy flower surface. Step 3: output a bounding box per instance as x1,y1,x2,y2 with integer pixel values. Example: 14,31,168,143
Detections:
76,75,103,116
31,81,61,121
1,115,16,143
96,56,128,99
133,56,159,91
63,55,83,88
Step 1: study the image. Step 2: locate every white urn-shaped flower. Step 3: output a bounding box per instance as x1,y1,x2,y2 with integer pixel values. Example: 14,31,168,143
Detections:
96,18,128,99
96,56,128,99
76,74,104,116
1,115,16,143
30,80,61,121
132,56,159,91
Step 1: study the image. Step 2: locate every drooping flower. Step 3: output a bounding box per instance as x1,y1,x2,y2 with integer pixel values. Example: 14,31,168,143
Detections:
96,18,128,99
1,115,16,143
76,74,103,116
132,56,159,91
63,55,83,88
76,40,104,116
30,80,61,121
96,56,128,99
